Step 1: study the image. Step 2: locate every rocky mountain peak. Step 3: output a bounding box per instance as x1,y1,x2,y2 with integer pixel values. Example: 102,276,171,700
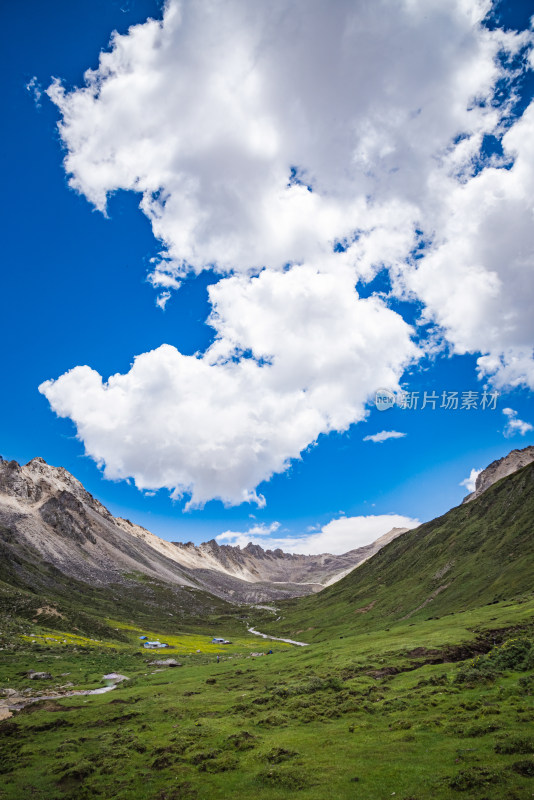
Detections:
243,542,267,558
463,445,534,504
0,456,112,520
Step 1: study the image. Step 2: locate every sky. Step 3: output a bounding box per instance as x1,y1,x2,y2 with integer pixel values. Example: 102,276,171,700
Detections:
1,0,533,555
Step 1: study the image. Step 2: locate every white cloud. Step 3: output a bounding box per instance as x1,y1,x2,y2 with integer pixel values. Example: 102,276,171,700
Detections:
40,275,416,507
217,514,420,555
363,430,407,444
155,291,171,310
402,100,534,389
460,467,482,493
40,0,534,504
502,407,533,437
26,76,42,108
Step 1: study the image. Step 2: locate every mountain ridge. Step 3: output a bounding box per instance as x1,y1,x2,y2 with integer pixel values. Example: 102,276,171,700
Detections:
462,444,534,503
0,456,402,604
269,459,534,641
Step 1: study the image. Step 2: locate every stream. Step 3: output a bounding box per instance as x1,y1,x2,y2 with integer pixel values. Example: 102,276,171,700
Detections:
0,680,122,717
247,626,309,646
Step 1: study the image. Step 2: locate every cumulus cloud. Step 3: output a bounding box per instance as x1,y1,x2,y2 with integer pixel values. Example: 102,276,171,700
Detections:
460,467,482,493
217,514,420,555
502,407,533,437
40,276,416,507
363,430,407,444
40,0,534,504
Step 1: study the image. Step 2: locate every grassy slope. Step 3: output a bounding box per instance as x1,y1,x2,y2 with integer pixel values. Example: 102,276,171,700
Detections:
0,528,244,643
0,598,532,800
0,462,533,798
266,462,534,642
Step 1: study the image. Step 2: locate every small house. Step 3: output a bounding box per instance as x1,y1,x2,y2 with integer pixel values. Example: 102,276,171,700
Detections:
211,637,231,644
143,641,162,649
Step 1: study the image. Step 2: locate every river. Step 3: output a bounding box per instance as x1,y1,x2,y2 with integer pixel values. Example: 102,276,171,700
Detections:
247,626,309,646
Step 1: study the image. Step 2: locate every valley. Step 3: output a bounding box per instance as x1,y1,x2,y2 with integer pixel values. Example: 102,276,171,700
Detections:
0,448,533,799
0,598,533,799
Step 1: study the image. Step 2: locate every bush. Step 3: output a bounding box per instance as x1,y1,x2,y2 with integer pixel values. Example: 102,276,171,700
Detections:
227,730,257,751
264,747,299,764
455,636,534,685
460,722,500,738
511,758,534,777
448,766,502,791
272,675,344,697
518,674,534,695
257,766,312,790
494,736,534,755
492,638,534,671
199,753,239,773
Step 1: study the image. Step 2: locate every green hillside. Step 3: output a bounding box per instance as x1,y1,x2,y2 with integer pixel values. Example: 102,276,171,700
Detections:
0,528,241,643
0,463,533,799
269,462,534,641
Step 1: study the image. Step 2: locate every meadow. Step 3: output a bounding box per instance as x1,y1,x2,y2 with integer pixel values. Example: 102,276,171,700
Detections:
0,595,532,800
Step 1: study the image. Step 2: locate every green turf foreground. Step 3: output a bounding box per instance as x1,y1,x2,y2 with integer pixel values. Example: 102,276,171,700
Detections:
0,596,533,800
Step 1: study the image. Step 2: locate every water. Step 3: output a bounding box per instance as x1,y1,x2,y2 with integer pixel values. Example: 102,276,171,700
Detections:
247,626,309,647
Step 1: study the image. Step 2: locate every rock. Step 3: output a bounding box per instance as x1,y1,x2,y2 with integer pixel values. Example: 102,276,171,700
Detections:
148,659,182,667
101,673,129,682
27,671,52,680
463,446,534,503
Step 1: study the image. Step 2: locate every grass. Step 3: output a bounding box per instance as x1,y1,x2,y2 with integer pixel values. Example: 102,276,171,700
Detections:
0,461,533,797
265,462,534,642
0,596,533,799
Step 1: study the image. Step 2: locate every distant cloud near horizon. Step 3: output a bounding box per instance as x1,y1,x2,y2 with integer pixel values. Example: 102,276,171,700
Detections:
363,430,407,444
39,0,534,506
217,514,420,555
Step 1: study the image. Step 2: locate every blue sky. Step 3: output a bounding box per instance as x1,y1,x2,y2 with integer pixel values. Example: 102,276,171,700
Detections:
1,0,533,553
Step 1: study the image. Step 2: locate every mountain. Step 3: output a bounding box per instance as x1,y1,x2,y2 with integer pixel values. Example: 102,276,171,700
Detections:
0,456,399,608
124,522,408,589
462,444,534,503
271,459,534,641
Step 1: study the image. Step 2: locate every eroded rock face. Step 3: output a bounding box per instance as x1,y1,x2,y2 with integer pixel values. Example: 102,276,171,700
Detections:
0,454,407,602
0,460,43,503
40,492,97,545
463,446,534,504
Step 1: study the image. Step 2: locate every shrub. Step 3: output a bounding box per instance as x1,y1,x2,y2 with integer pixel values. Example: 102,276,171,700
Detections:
460,722,500,738
455,637,534,685
199,753,239,773
257,712,289,727
448,766,502,791
227,730,257,751
189,749,221,765
511,758,534,777
257,766,312,790
264,747,299,764
494,736,534,755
